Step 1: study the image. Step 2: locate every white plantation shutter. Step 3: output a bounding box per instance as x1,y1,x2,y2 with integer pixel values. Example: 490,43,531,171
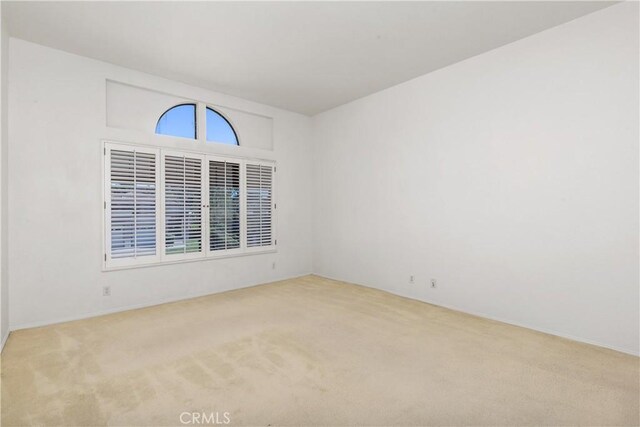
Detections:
104,142,276,269
246,163,274,248
163,153,205,258
209,159,241,253
105,144,160,266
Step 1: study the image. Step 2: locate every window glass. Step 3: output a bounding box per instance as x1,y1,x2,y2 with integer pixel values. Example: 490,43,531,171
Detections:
156,104,196,139
207,108,238,145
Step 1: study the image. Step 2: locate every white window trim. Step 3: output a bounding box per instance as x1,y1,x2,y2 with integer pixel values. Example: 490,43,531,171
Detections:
103,140,276,271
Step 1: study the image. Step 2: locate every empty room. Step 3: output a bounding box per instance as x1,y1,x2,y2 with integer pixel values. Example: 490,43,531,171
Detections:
0,1,638,426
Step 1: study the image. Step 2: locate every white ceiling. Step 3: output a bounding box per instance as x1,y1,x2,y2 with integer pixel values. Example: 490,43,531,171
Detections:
3,1,615,115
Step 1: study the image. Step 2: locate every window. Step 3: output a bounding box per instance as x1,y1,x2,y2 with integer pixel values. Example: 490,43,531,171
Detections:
156,104,197,139
207,107,239,145
104,142,275,269
155,103,239,146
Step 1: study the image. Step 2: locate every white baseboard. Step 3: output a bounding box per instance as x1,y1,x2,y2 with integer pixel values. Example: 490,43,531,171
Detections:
9,272,313,332
315,274,640,357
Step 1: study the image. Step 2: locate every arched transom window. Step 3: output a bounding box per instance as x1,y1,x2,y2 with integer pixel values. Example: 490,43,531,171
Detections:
155,103,239,146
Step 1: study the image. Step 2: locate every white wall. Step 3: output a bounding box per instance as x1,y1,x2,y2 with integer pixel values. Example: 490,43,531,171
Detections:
8,39,313,329
0,5,9,349
313,3,639,355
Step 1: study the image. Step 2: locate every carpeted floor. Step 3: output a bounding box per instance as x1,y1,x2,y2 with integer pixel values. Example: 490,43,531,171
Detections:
1,275,638,426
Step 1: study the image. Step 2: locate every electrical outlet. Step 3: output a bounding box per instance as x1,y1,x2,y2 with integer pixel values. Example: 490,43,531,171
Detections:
430,279,437,288
103,286,111,296
409,275,415,284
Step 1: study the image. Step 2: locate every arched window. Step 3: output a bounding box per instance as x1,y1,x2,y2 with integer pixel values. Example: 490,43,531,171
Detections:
207,107,239,145
155,104,197,139
155,104,239,146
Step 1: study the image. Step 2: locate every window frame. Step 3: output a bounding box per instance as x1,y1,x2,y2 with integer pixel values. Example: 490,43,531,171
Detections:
103,141,276,271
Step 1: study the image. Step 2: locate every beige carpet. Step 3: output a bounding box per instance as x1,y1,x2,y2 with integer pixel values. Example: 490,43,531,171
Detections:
1,275,638,426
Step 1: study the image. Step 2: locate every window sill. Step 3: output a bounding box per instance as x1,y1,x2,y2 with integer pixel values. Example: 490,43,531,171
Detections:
102,248,277,272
